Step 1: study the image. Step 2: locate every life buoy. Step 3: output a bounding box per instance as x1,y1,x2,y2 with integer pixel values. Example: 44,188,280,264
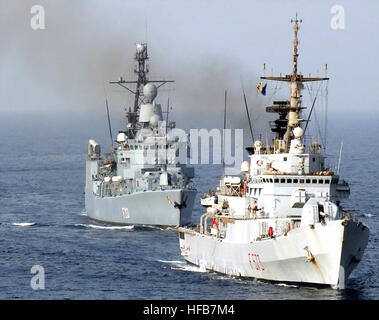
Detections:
256,160,263,166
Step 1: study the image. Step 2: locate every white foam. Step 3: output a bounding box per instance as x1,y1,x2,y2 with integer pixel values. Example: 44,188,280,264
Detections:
157,259,207,273
141,225,167,231
74,223,134,230
277,283,298,288
172,265,208,273
158,259,185,264
171,263,208,273
363,213,374,218
12,222,36,227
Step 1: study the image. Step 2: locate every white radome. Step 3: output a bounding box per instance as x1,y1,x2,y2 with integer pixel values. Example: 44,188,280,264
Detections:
254,140,263,148
149,114,160,127
293,126,304,138
116,132,126,143
143,83,157,102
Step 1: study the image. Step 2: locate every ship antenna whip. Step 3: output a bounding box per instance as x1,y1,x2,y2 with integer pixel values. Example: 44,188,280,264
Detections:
303,96,317,137
241,82,255,144
165,96,170,170
103,85,114,152
337,140,343,175
105,98,114,152
222,90,227,180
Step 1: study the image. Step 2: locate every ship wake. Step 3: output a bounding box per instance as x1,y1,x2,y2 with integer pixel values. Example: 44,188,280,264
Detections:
74,223,134,230
158,259,208,273
12,222,36,227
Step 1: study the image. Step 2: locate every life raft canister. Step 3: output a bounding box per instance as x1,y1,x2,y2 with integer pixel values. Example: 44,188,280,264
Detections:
256,160,263,166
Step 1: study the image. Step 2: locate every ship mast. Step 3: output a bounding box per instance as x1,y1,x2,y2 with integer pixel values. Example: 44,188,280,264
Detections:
109,43,174,139
261,14,329,153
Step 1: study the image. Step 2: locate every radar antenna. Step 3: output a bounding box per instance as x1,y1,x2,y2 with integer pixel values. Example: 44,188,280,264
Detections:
261,15,329,152
109,43,174,138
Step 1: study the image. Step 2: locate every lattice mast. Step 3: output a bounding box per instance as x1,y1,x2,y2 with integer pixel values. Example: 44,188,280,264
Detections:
109,44,173,138
261,14,329,152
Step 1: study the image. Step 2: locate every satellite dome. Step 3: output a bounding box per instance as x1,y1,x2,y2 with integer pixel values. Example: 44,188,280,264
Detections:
254,140,263,148
293,127,304,139
116,132,127,143
149,114,159,128
143,83,157,103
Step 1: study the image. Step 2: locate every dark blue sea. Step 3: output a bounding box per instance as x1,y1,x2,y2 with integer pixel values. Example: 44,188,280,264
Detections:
0,114,377,300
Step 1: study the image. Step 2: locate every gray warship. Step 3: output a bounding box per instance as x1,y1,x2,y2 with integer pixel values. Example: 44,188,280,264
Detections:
85,43,196,226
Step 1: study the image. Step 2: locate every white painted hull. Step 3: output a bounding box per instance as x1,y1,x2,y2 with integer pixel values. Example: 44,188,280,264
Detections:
179,219,369,288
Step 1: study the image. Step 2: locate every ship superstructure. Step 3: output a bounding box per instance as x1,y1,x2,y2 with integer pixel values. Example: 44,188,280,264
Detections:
85,43,196,226
177,16,369,288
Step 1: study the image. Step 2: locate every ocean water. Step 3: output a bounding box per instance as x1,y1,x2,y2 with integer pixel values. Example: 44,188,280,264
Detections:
0,115,377,300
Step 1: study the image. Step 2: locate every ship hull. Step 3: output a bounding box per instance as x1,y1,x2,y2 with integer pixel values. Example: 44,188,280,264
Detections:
179,219,369,288
86,189,196,227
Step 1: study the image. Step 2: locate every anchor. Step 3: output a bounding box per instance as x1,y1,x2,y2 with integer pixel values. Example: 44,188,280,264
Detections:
174,195,188,209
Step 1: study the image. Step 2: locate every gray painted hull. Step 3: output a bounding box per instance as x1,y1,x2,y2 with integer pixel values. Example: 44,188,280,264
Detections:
85,188,196,226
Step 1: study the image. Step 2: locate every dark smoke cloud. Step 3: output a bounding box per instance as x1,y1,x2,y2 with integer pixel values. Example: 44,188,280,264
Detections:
0,0,281,143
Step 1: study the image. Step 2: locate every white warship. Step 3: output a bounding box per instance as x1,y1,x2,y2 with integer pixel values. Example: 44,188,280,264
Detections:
177,16,369,288
85,43,196,226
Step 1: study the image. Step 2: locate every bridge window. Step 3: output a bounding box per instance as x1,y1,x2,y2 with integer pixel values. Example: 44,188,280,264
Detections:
300,179,304,183
293,179,298,183
280,178,285,183
312,179,317,184
274,178,279,183
287,179,292,183
306,179,311,184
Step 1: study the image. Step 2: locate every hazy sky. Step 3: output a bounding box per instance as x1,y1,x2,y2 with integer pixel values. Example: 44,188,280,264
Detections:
0,0,378,136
